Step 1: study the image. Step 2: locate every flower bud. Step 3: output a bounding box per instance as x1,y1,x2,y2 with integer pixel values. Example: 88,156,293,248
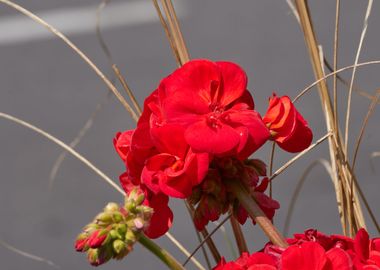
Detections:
75,235,88,252
88,229,109,248
125,229,137,244
95,212,113,224
112,212,124,223
109,229,123,240
128,188,145,205
112,239,127,255
104,202,119,213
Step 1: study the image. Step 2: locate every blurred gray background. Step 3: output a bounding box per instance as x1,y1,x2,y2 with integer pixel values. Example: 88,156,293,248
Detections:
1,0,379,269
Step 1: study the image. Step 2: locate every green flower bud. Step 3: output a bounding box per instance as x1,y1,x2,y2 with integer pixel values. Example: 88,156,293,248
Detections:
125,229,136,244
104,202,119,213
95,212,113,224
112,212,124,223
112,239,127,255
109,229,123,240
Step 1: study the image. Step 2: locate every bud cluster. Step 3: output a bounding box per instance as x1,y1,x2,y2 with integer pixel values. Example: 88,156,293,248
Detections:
75,189,153,266
189,157,278,230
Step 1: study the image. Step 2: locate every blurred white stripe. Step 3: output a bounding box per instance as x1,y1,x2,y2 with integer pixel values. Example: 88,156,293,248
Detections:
0,1,184,45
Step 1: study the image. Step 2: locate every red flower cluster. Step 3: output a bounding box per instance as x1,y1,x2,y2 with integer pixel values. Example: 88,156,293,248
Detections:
214,228,380,270
113,59,312,238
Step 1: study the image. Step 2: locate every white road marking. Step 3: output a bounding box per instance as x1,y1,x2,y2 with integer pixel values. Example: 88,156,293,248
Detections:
0,1,184,45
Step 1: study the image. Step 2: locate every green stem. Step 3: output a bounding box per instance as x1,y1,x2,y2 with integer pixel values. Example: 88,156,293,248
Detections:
226,180,288,248
139,235,186,270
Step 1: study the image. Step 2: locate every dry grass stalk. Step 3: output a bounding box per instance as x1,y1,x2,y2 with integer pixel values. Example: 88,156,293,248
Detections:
183,214,232,267
283,159,334,236
344,0,374,156
229,214,248,254
186,203,222,264
270,132,332,181
295,0,366,236
112,64,142,115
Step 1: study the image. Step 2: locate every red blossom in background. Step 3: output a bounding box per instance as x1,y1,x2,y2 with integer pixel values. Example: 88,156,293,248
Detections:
214,229,380,270
263,94,312,153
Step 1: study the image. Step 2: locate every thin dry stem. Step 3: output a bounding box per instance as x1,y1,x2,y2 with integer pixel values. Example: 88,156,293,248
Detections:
158,0,189,65
186,203,222,264
152,0,181,66
0,112,201,261
165,232,206,270
268,142,276,198
283,159,334,236
323,59,380,104
344,0,374,156
270,132,332,181
229,214,248,254
0,0,139,122
183,214,232,267
49,0,116,188
112,64,142,115
333,0,340,133
352,90,380,170
294,60,380,103
0,239,59,268
49,93,111,189
0,112,125,195
184,202,212,270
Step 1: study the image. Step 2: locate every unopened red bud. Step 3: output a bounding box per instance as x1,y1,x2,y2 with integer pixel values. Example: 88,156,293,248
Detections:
104,202,119,213
88,229,109,248
75,235,88,252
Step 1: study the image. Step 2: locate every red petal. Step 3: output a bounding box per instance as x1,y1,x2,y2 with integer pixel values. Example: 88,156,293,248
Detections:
150,123,188,158
185,119,240,155
144,193,173,239
246,252,277,266
227,110,270,159
276,114,313,153
113,130,134,161
325,248,353,270
355,228,370,262
282,242,327,270
159,59,220,120
216,61,247,106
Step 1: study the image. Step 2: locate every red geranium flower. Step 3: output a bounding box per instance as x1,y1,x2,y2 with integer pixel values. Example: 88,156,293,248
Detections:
214,229,380,270
141,123,209,198
263,94,312,153
157,59,270,159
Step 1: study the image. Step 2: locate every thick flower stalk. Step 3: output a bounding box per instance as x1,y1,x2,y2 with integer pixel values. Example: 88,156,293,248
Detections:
75,189,153,266
213,228,380,270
